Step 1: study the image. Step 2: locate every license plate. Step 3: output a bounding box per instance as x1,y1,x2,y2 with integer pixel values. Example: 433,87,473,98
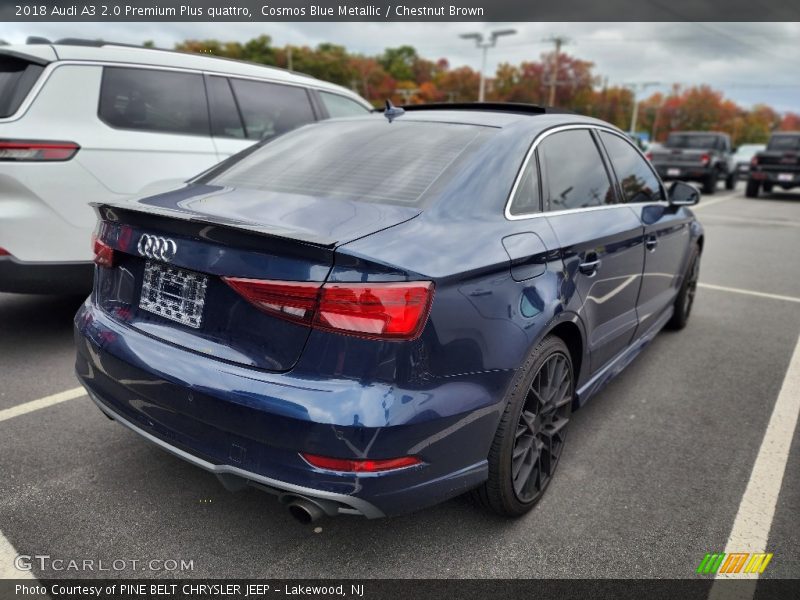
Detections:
667,168,681,177
139,261,208,328
778,173,794,182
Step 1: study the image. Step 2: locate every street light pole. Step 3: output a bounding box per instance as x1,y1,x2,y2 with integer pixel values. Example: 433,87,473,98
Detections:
625,81,660,135
460,29,517,102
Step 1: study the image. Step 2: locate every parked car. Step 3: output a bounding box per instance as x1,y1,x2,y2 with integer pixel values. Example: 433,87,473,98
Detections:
732,143,766,181
647,131,736,194
746,132,800,198
74,103,704,521
0,38,371,294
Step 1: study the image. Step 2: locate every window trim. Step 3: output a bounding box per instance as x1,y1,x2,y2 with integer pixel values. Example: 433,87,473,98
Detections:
97,65,211,137
505,123,668,221
595,128,666,205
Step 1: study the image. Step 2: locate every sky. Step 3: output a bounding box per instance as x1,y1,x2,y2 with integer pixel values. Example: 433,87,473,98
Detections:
1,21,797,112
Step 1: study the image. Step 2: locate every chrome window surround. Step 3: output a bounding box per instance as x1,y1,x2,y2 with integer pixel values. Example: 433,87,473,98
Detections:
505,123,668,221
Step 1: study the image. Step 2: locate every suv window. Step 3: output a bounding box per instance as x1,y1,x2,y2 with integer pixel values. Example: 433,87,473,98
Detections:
600,131,663,203
539,129,615,210
0,55,44,117
768,135,800,151
320,91,369,118
509,155,541,216
207,76,246,139
228,79,315,140
99,67,210,136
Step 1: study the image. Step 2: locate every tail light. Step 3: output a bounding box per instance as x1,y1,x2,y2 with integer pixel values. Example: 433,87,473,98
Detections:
0,139,79,161
92,235,115,268
0,248,10,256
645,152,653,161
223,278,434,341
700,153,710,166
750,156,759,167
301,453,421,473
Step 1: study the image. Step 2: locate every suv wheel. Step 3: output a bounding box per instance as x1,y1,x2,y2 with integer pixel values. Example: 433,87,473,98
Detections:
745,179,760,198
725,171,736,190
763,182,774,194
667,244,700,330
702,170,718,195
473,335,573,517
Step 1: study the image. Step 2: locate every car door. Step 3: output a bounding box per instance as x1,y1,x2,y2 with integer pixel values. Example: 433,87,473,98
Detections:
206,75,318,160
540,128,646,374
597,131,693,337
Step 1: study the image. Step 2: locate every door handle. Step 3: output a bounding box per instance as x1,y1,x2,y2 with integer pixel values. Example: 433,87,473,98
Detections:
579,252,601,276
645,235,658,252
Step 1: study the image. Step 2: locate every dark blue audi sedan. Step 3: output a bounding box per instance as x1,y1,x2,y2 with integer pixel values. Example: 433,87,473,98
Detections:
75,104,703,522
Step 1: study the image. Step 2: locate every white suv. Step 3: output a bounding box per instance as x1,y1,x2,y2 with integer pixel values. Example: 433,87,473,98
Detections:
0,39,371,294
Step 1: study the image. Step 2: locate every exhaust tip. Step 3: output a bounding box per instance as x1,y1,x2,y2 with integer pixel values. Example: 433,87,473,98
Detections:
287,498,325,524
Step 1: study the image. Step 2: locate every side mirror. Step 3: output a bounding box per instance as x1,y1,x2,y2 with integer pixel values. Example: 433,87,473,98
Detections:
668,181,700,206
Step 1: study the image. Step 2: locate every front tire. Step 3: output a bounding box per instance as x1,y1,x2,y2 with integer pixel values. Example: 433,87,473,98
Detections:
473,335,573,517
725,171,736,190
667,244,700,330
745,179,760,198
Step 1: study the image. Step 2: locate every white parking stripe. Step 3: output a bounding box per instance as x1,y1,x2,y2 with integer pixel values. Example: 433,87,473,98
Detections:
0,387,85,424
708,333,800,597
698,283,800,304
0,530,34,579
693,196,732,210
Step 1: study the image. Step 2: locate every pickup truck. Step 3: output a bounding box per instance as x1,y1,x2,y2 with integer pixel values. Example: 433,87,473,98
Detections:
647,131,736,194
746,132,800,198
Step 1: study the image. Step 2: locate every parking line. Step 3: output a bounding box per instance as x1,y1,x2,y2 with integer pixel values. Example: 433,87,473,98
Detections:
0,530,34,579
698,283,800,304
693,196,732,210
0,387,86,424
708,333,800,596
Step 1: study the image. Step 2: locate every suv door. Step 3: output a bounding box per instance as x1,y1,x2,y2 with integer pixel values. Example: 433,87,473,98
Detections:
206,75,318,160
598,130,692,337
540,128,645,374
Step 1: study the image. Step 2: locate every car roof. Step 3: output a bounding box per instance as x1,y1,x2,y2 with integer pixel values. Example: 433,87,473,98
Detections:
0,42,368,105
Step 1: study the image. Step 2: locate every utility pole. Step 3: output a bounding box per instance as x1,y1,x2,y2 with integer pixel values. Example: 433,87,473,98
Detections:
544,36,569,106
286,45,293,71
625,81,660,136
460,29,517,102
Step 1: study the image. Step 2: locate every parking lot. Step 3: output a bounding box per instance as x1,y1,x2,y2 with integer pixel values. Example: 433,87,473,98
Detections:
1,186,798,580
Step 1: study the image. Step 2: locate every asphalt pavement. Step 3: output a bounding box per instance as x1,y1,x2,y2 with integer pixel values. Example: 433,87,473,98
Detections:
1,185,798,580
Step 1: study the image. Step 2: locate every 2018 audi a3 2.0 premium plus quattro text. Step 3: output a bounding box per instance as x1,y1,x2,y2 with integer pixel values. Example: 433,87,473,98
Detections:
74,103,704,522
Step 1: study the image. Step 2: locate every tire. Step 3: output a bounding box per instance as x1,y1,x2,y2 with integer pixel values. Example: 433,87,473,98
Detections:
725,171,736,190
745,179,760,198
473,335,573,517
667,244,700,330
702,170,718,195
763,182,773,194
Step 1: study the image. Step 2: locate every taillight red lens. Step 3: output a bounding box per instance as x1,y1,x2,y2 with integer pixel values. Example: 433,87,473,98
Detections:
223,278,434,341
301,453,421,473
645,152,653,161
222,278,321,326
0,139,79,161
0,248,10,256
92,237,115,268
700,153,710,165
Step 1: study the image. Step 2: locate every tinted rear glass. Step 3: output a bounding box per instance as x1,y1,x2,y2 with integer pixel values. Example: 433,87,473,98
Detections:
666,134,722,149
207,119,489,206
768,135,800,151
0,56,44,117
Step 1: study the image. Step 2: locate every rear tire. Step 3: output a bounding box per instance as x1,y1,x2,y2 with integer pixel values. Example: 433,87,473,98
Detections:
745,179,760,198
725,172,736,190
473,335,573,517
763,182,774,194
702,170,718,195
667,244,700,330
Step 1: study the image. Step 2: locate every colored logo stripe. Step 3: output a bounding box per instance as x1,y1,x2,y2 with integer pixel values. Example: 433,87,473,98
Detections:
696,552,774,574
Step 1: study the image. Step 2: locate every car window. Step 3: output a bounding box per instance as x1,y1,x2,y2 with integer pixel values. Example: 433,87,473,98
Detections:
207,76,246,139
99,67,210,136
0,55,44,117
319,91,370,118
600,131,663,203
228,79,315,140
508,155,541,216
768,136,800,151
666,133,719,149
539,129,615,211
205,119,489,207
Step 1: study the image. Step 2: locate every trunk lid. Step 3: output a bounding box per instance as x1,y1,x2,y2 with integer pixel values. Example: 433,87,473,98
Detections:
93,184,420,372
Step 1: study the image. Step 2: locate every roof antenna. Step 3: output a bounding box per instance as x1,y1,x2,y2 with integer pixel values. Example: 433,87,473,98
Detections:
383,99,405,123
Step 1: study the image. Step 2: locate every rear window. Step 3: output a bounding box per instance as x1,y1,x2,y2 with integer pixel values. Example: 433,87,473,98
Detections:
99,67,210,136
0,55,45,117
768,135,800,151
666,134,723,149
319,91,370,118
205,119,489,206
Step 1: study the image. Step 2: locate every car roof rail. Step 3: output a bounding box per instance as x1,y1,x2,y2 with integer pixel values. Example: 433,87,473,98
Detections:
394,102,574,116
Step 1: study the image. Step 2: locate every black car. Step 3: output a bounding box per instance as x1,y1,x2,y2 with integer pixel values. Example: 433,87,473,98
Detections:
648,131,736,194
746,132,800,197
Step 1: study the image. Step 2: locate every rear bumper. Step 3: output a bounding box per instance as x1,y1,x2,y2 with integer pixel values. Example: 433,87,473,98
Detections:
74,300,503,517
0,256,93,294
654,165,713,181
749,170,800,187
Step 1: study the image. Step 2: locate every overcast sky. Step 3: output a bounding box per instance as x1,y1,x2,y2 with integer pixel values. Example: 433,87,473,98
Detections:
1,21,797,112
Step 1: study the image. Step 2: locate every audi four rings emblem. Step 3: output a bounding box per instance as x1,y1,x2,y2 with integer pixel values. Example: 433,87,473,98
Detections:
137,234,178,262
